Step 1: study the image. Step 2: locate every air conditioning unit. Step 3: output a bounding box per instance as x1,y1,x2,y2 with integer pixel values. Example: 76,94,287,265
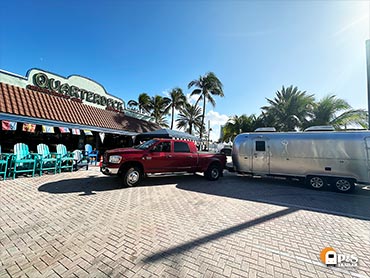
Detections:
304,125,335,132
254,127,276,132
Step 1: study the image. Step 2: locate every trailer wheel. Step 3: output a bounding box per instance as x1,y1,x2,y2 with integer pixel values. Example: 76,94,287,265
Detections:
122,167,142,187
334,178,355,193
205,163,222,181
307,176,326,190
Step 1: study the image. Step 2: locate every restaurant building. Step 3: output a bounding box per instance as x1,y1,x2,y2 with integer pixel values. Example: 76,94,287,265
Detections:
0,68,161,154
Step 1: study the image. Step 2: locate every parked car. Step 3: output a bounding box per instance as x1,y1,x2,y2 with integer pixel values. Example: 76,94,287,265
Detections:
101,139,227,187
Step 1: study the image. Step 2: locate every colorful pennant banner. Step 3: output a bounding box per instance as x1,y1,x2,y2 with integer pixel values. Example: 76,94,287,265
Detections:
23,123,36,133
84,130,93,136
42,125,55,133
2,121,17,131
72,129,81,135
59,127,70,133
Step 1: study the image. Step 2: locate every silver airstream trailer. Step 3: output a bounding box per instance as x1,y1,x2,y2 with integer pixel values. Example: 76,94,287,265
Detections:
232,128,370,192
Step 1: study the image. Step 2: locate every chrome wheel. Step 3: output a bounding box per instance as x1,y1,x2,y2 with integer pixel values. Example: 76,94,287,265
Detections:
123,167,142,187
127,170,139,185
335,178,353,192
308,176,325,189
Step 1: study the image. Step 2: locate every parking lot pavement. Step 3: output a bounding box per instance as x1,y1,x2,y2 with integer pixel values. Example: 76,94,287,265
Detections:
1,167,369,278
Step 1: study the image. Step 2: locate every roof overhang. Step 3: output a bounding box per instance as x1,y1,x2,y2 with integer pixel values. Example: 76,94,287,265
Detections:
136,128,200,141
0,113,138,136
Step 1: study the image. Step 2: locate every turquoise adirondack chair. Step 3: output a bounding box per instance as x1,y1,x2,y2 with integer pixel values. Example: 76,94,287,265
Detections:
0,145,11,180
36,144,58,176
56,144,74,172
10,143,37,179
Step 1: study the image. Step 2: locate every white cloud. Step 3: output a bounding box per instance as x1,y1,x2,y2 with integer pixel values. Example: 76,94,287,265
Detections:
186,93,200,105
205,110,230,141
162,89,170,97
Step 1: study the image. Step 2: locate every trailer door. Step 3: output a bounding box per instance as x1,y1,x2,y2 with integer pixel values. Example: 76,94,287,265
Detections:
252,139,270,174
365,137,370,168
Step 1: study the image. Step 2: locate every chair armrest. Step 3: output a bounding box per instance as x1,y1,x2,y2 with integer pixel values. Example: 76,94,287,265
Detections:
0,153,11,160
35,154,43,160
66,152,74,158
29,153,39,160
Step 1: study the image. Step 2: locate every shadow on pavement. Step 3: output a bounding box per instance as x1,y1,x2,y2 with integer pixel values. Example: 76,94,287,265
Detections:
176,173,370,221
37,173,203,195
38,171,370,220
37,172,370,267
38,176,122,195
144,207,298,263
145,174,370,264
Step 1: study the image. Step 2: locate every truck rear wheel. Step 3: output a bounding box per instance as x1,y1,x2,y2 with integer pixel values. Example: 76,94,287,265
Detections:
123,167,142,187
205,163,222,181
307,176,326,190
334,178,355,193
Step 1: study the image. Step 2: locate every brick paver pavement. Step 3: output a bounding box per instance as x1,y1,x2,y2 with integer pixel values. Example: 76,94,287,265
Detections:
0,167,369,277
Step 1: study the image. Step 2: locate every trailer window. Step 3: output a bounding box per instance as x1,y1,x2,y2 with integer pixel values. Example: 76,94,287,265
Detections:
255,141,266,152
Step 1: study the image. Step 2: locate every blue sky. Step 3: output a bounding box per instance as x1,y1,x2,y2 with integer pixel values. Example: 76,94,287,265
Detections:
1,0,369,140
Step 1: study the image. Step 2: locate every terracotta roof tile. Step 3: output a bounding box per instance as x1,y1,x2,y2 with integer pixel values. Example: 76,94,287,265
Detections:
0,82,161,133
39,93,50,119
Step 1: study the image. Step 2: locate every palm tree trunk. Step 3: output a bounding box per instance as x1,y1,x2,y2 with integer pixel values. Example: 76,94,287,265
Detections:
171,106,174,129
200,97,206,139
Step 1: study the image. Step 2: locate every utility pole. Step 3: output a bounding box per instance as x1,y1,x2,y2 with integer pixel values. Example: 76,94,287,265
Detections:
366,40,370,129
207,120,212,151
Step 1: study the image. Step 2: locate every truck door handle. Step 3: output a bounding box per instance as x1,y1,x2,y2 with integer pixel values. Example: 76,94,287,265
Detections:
166,155,172,158
187,156,193,158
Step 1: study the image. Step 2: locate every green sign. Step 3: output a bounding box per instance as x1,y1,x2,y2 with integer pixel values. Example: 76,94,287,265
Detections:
28,72,124,112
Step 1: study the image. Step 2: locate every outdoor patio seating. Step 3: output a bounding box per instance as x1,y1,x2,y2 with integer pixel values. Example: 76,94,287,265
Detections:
36,144,58,176
9,143,37,179
0,145,11,180
72,149,89,171
56,144,74,173
85,144,99,165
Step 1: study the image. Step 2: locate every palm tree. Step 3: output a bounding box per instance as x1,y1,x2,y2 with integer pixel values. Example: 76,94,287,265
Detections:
188,72,224,139
176,102,203,135
222,114,258,142
306,95,368,129
150,95,171,127
138,93,152,114
154,114,170,128
261,85,315,131
127,93,152,114
167,87,187,129
253,112,276,129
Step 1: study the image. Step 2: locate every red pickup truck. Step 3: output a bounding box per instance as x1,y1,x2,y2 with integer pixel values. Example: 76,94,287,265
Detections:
101,139,226,187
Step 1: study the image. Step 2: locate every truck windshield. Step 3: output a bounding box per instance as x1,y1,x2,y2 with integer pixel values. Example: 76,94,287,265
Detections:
134,139,158,150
